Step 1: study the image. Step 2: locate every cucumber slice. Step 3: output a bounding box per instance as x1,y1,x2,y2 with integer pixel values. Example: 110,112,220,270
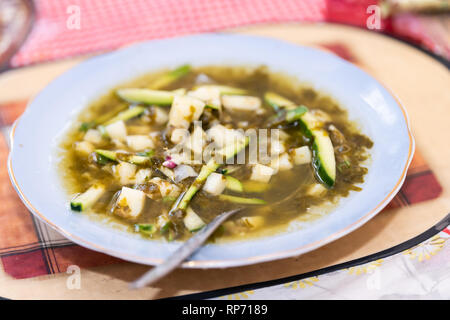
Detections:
70,185,105,212
286,106,308,122
103,106,146,125
264,91,296,110
79,104,128,131
183,207,206,232
135,224,156,236
95,149,152,165
225,176,244,192
218,194,266,205
264,91,336,188
150,65,191,89
310,129,336,188
117,88,175,105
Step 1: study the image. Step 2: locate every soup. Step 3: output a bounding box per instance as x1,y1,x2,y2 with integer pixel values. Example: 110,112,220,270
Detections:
59,65,373,241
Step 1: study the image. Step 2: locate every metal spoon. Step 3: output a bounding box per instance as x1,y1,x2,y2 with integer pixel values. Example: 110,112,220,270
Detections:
130,208,242,289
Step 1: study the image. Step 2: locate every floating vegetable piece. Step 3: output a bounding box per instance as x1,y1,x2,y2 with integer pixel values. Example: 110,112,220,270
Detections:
95,149,152,165
218,194,267,205
70,185,105,212
250,164,275,183
222,95,261,111
103,106,146,125
292,146,312,165
203,173,227,195
168,95,205,129
264,91,335,188
135,224,156,236
126,135,155,151
193,84,247,95
117,88,175,106
150,65,191,89
183,207,206,232
264,91,297,110
114,187,146,219
224,176,244,192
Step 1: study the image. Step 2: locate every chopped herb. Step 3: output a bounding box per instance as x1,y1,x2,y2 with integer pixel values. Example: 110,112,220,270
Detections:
95,153,113,165
136,150,155,157
79,121,96,132
135,224,156,236
337,160,351,172
162,196,177,204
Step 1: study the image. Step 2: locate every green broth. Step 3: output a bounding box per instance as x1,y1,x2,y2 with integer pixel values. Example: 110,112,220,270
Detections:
59,65,372,241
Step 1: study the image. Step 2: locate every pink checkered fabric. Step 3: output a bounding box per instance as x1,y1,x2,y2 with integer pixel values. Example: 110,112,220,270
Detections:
11,0,326,67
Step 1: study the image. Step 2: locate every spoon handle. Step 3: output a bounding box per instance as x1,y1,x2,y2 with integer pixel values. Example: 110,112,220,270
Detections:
130,208,241,289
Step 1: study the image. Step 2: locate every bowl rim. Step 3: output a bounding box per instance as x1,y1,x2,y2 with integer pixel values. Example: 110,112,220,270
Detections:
7,34,415,268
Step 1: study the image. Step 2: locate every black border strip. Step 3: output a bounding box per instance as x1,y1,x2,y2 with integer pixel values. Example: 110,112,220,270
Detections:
170,213,450,300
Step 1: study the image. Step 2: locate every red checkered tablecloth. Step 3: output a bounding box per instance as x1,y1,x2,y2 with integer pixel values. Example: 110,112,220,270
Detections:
9,0,449,67
11,0,327,67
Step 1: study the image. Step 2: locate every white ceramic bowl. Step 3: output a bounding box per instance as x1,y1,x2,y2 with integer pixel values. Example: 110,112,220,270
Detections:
8,34,414,268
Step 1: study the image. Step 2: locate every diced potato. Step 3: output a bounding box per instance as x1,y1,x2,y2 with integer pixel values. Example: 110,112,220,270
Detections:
126,135,155,151
111,138,126,149
270,139,285,156
114,187,146,219
135,168,152,184
166,150,193,165
170,128,189,144
250,164,275,183
159,166,175,181
222,95,261,111
307,184,328,197
270,153,293,172
203,172,226,195
83,129,103,145
153,107,169,125
149,177,181,198
278,130,290,141
184,207,206,232
206,124,244,147
115,162,137,185
156,214,170,229
168,95,205,129
105,120,127,141
174,164,198,182
237,216,265,229
186,125,206,155
206,124,227,146
188,86,221,109
293,146,312,165
74,141,94,156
